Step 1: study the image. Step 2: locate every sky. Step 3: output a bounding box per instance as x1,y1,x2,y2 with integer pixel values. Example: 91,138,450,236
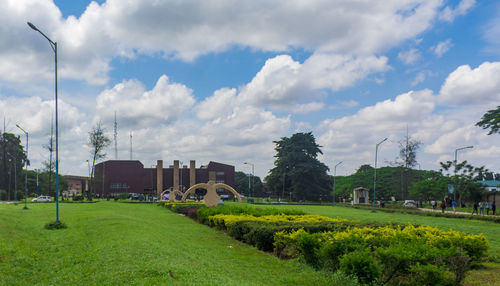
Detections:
0,0,499,178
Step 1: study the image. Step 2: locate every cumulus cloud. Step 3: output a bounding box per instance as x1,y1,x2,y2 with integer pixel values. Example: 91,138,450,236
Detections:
398,48,421,65
1,0,456,85
411,71,427,86
439,62,500,105
439,0,475,22
431,39,453,57
96,75,195,128
236,54,389,110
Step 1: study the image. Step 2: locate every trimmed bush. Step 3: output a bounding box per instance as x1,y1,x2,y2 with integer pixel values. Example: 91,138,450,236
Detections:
339,250,381,285
44,221,67,230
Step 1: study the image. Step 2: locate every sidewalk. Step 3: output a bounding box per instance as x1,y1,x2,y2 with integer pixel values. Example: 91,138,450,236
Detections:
418,207,498,216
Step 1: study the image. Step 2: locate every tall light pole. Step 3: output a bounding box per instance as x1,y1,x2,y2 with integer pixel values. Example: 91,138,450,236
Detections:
373,138,388,212
28,22,60,222
333,161,343,206
454,146,473,166
454,145,473,201
244,162,254,200
16,124,29,209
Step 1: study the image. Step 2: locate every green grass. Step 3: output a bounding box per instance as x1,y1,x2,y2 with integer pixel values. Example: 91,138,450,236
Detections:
0,202,342,286
236,203,500,260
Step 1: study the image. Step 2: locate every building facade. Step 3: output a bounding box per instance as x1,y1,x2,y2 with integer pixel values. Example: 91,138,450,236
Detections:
93,160,234,196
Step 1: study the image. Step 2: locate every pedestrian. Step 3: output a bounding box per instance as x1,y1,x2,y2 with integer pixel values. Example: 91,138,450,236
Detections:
486,201,490,215
440,201,446,213
492,202,496,216
472,202,478,215
479,201,484,215
431,200,436,210
452,200,456,213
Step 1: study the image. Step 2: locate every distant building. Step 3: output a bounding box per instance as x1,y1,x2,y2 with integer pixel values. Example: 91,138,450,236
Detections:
478,180,500,192
64,175,89,196
93,160,234,196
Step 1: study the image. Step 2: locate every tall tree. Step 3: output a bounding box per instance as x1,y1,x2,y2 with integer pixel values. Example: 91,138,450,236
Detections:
398,132,422,200
476,106,500,135
42,116,55,196
88,122,111,200
440,160,486,206
0,132,27,200
265,132,330,201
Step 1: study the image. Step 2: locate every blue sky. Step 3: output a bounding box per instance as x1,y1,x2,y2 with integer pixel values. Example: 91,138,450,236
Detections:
1,0,499,178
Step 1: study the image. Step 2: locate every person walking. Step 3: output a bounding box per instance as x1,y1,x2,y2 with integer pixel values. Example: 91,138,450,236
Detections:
492,202,496,216
479,201,484,215
431,200,436,210
472,202,478,215
486,201,490,215
440,201,446,213
452,200,457,213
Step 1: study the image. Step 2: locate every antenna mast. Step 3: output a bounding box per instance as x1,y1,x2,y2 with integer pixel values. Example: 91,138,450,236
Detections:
114,111,118,160
129,132,133,160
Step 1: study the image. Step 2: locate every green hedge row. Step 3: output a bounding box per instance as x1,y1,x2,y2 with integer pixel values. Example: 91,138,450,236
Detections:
346,204,500,223
196,205,305,225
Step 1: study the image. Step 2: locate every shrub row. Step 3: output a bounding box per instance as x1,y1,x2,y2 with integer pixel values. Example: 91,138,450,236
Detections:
347,204,500,223
196,205,305,225
274,225,489,285
157,201,205,213
201,213,393,252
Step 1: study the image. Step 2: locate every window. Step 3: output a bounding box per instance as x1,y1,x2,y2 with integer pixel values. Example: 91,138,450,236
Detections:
110,183,129,189
216,171,225,176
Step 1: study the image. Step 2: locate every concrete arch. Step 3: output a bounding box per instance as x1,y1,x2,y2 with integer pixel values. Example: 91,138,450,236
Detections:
181,181,242,207
160,189,183,201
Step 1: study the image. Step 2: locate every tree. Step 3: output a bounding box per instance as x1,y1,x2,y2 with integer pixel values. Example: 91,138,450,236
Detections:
398,134,422,200
234,171,264,197
88,122,111,200
0,132,27,200
265,132,331,201
476,106,500,135
42,117,55,196
409,171,447,201
440,160,486,206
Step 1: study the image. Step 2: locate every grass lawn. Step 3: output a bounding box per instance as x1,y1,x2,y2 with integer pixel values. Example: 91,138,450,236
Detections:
0,202,336,286
237,202,500,286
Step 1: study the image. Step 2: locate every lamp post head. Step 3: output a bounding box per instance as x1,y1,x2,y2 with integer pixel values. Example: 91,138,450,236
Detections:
27,22,38,31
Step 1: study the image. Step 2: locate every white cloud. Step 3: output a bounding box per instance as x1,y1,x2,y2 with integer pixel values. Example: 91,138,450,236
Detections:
96,75,195,128
1,0,452,85
431,39,453,57
196,88,237,120
290,102,325,114
411,71,426,86
439,62,500,105
398,48,421,65
439,0,475,22
237,54,389,110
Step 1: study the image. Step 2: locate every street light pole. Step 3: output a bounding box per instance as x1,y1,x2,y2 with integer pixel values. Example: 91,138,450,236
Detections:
453,145,473,201
333,161,343,206
373,138,388,212
244,162,254,200
16,124,29,209
28,22,59,221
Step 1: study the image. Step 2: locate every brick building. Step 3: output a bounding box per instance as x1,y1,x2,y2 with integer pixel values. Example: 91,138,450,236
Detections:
93,160,234,196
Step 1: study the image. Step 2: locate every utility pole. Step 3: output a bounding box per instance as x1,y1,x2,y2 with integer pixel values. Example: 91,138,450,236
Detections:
114,111,118,160
333,161,343,206
129,132,133,160
373,138,388,212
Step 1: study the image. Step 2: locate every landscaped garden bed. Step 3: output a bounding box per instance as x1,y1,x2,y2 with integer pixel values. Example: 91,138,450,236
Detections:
161,203,490,285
